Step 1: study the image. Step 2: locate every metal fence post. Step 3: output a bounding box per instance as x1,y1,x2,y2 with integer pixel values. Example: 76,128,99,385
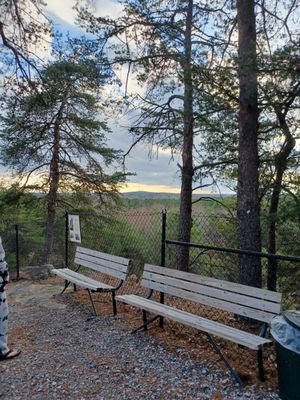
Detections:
159,210,167,327
65,211,69,268
15,224,20,281
161,209,167,268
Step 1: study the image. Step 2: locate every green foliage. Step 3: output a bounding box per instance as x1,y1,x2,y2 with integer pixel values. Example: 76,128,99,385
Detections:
0,185,45,269
0,190,297,307
0,54,129,262
261,193,300,257
0,185,43,225
0,57,126,195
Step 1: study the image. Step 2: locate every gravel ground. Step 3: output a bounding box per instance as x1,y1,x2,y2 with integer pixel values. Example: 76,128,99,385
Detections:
0,281,280,400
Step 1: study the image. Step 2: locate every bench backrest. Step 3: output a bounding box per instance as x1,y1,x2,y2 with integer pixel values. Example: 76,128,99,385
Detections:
75,246,130,280
141,264,282,323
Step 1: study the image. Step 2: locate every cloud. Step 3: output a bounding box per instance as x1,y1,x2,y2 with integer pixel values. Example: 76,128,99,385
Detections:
46,0,123,26
46,0,78,26
94,0,123,19
107,123,182,188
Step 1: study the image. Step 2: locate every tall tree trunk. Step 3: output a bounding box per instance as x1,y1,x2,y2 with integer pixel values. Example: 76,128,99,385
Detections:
236,0,262,287
41,104,64,265
177,0,194,272
267,111,296,290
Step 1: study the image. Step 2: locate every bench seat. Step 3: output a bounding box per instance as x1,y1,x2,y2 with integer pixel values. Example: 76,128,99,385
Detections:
52,268,114,291
116,294,272,350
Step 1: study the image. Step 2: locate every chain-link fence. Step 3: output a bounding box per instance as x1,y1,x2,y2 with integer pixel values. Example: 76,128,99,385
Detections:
66,210,162,275
0,210,66,279
64,210,163,297
1,208,299,310
0,224,19,276
62,209,299,311
165,211,300,310
2,207,298,383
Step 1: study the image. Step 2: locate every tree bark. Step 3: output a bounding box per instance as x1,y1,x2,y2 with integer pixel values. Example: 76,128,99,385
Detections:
177,0,194,272
41,103,64,265
267,111,296,290
236,0,262,288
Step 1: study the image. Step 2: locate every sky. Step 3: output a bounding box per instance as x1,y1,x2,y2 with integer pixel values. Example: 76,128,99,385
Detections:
45,0,193,194
12,0,230,195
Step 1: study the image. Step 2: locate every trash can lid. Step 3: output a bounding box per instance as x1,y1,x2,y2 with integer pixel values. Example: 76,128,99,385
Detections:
283,310,300,330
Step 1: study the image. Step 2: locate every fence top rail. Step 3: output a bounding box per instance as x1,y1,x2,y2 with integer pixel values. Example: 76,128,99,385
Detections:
165,240,300,263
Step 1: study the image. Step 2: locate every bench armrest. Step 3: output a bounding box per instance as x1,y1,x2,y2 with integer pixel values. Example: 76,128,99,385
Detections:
146,289,154,300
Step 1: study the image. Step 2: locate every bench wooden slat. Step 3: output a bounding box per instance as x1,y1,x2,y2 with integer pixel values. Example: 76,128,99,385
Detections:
142,271,281,315
145,264,282,304
74,255,127,280
77,247,130,267
116,294,271,350
52,268,114,291
141,278,276,323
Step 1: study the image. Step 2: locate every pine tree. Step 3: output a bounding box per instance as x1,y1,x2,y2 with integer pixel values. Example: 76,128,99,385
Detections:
0,58,127,264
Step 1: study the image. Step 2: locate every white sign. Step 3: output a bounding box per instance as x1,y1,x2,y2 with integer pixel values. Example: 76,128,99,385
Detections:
68,214,81,243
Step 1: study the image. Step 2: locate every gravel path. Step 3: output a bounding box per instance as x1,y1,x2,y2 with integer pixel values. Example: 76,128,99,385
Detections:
0,281,280,399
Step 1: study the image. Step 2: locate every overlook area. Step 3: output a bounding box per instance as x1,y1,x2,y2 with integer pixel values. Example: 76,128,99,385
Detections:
2,277,280,399
1,1,300,399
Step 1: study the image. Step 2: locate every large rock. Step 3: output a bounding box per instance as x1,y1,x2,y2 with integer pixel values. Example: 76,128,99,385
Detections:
21,264,54,280
8,281,66,310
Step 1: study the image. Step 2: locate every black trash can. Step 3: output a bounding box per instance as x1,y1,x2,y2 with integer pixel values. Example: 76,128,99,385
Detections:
271,311,300,400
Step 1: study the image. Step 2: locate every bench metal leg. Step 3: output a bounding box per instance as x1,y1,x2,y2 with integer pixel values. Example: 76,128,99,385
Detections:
131,315,160,334
60,281,77,294
159,293,164,328
159,316,164,328
143,310,148,330
257,322,267,381
61,280,71,295
204,332,243,387
257,349,265,381
87,289,97,316
112,291,117,315
60,266,82,295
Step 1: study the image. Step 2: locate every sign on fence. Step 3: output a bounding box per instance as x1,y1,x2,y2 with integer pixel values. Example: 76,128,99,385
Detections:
68,214,81,243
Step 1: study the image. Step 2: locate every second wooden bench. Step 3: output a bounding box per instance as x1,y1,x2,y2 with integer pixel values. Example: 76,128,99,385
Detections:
116,264,282,385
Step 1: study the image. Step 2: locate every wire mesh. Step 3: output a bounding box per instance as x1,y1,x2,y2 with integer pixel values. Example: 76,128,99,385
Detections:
2,207,298,384
0,209,66,278
0,224,18,273
65,210,162,297
1,208,299,310
165,211,300,311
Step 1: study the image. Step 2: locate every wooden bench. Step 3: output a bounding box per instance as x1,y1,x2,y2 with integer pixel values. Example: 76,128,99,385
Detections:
116,264,282,386
52,247,131,316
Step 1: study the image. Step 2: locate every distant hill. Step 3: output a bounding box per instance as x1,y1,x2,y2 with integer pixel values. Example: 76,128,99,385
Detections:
121,191,232,200
32,191,233,200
